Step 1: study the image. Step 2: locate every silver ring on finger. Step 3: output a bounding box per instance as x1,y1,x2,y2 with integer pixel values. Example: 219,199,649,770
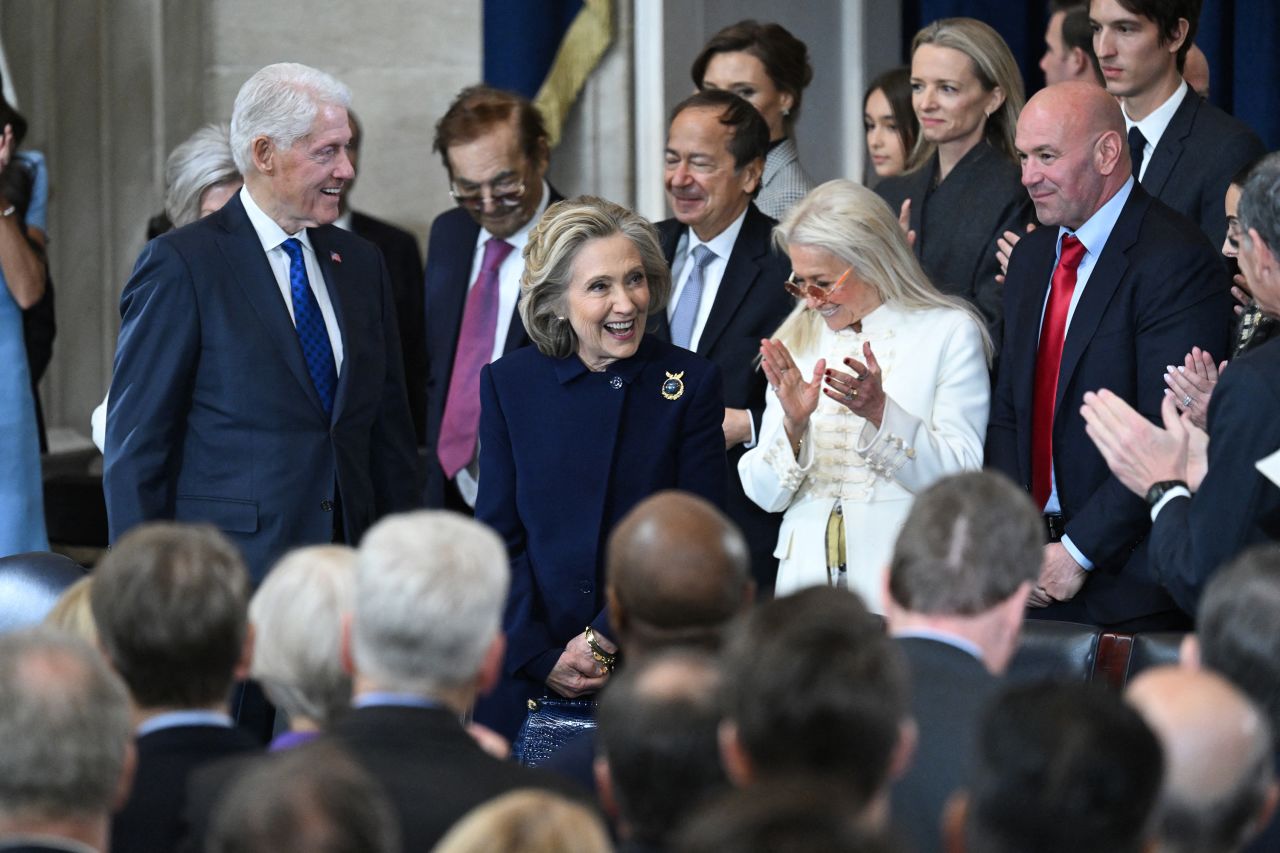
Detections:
1182,394,1193,408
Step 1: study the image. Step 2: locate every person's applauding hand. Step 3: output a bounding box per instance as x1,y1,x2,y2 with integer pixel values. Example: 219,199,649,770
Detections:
760,338,825,456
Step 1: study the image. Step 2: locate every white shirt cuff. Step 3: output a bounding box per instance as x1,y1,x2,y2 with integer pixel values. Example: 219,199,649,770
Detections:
1150,487,1192,522
1060,534,1094,572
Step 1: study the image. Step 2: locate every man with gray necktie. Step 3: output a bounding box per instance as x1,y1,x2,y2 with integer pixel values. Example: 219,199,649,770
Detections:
105,63,419,582
653,89,795,594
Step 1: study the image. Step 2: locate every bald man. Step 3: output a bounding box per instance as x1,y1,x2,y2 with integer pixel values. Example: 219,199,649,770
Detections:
1128,666,1278,853
986,81,1230,631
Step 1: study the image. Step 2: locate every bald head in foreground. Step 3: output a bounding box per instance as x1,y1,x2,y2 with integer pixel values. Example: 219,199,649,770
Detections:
1128,666,1279,853
606,490,755,657
986,79,1231,630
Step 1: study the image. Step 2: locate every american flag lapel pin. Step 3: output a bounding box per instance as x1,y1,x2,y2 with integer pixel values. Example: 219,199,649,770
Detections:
330,250,342,264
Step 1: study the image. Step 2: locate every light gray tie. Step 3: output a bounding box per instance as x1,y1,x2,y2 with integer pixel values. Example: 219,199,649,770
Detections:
670,244,715,350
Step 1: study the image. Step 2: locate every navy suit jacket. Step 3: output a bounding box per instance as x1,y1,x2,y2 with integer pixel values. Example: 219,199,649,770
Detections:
104,193,420,581
1139,91,1265,249
1149,338,1280,615
652,203,793,591
986,184,1231,626
421,189,563,507
472,335,727,738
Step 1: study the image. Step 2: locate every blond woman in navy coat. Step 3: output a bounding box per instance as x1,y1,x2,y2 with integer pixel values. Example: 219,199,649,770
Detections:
472,197,727,739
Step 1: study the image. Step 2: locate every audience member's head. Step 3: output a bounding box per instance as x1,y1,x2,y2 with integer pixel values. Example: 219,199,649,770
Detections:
863,66,917,178
1191,545,1280,741
674,780,905,853
91,522,250,712
164,121,241,228
605,490,754,656
1184,42,1210,96
1042,3,1105,85
229,62,353,232
1128,666,1278,853
952,681,1163,853
665,89,769,241
43,575,97,644
691,19,813,142
1235,151,1280,316
886,471,1043,674
205,742,399,853
432,85,550,239
1090,0,1198,114
249,545,357,731
1016,81,1130,231
1223,156,1264,262
595,650,730,848
433,789,612,853
350,510,509,711
0,628,133,849
719,587,912,820
910,17,1026,163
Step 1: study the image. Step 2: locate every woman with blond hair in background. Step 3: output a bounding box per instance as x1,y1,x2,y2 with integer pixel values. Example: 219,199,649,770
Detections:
433,789,613,853
876,17,1033,331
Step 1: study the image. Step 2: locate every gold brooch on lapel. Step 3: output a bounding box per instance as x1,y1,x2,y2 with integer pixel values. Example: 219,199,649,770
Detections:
661,371,685,400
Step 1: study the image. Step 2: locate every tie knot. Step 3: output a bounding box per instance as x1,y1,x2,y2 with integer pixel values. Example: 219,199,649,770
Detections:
482,238,515,274
691,244,716,269
1127,125,1147,152
1059,234,1087,270
280,237,304,262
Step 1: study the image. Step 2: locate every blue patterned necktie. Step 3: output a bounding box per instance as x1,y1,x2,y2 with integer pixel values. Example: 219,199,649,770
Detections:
280,238,337,415
670,244,716,349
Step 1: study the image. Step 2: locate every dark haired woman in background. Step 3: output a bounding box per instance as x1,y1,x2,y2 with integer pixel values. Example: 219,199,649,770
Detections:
863,66,917,182
693,19,816,221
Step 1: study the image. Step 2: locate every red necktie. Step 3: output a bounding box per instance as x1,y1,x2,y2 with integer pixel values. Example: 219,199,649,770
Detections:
1031,235,1087,510
437,237,514,479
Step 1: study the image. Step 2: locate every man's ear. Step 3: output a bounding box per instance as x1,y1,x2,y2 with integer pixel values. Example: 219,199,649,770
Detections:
1068,46,1088,76
738,156,764,195
250,135,276,176
1166,17,1191,59
718,719,755,787
233,622,255,683
1095,128,1125,176
594,755,620,822
113,739,138,814
476,632,506,697
889,717,918,781
1179,633,1201,669
339,613,356,677
942,791,969,853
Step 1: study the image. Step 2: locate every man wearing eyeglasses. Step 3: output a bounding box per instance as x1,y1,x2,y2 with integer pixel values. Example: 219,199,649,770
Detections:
423,86,560,511
651,89,795,594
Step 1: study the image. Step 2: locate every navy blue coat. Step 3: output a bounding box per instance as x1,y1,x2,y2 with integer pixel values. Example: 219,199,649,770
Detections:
986,184,1231,626
472,335,727,738
104,193,420,581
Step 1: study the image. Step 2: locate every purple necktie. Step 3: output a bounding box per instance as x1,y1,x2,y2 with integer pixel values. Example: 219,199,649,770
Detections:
437,237,514,479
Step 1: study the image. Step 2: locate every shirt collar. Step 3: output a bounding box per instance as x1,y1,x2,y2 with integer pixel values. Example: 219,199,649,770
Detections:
478,178,552,255
240,185,314,254
352,691,446,711
333,209,354,232
686,205,749,262
893,627,984,662
1059,175,1135,257
136,709,235,737
1124,79,1188,149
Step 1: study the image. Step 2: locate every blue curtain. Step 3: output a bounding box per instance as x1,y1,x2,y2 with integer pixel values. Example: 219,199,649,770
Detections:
483,0,583,99
906,0,1279,149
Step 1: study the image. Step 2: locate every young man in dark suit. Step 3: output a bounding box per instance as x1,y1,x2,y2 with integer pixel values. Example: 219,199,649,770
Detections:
1090,0,1264,247
90,524,261,853
331,510,580,851
422,86,559,512
651,89,795,594
104,62,420,583
1082,153,1280,616
987,82,1230,631
884,471,1044,853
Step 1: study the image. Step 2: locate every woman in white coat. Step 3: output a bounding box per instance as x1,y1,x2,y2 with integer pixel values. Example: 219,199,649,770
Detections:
739,179,991,611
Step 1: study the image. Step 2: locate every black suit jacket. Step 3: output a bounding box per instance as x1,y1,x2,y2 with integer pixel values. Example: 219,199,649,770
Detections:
876,141,1032,333
1138,91,1265,249
987,184,1231,626
1148,338,1280,614
329,705,583,852
652,204,794,592
351,210,426,445
421,189,563,508
892,637,1000,853
110,724,260,853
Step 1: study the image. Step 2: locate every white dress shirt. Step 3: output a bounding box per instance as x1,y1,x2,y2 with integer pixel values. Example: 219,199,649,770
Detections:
240,186,344,374
1124,80,1188,182
666,206,748,352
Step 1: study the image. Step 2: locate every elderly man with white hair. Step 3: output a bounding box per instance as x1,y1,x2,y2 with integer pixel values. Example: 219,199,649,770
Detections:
329,510,581,852
104,62,419,582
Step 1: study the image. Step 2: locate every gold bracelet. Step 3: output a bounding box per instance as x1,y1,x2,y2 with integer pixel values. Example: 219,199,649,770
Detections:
584,626,617,671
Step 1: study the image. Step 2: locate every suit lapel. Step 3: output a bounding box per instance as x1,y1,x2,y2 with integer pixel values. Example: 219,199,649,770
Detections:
1054,189,1146,415
310,228,350,421
216,196,328,417
649,218,683,342
696,204,770,356
1137,92,1194,198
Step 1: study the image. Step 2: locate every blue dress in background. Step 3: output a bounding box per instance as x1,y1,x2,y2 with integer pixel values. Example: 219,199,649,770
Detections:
0,265,48,556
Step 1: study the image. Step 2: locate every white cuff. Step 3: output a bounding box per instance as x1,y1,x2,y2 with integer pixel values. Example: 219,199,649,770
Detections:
1150,487,1192,522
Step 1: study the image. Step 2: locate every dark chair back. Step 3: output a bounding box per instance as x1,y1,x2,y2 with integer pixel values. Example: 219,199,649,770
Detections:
1125,631,1188,682
0,551,87,632
1006,619,1101,684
